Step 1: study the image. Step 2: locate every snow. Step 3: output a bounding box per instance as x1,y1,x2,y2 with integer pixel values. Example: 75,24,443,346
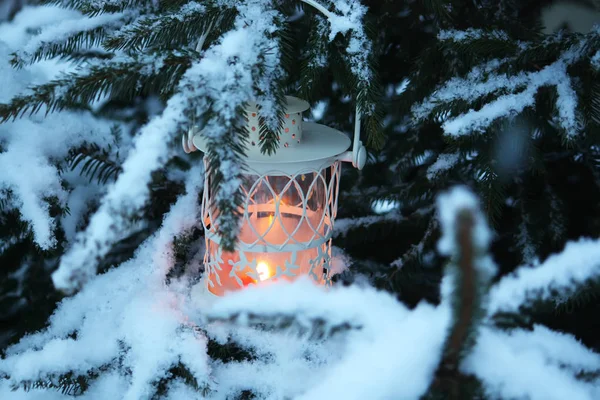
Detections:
205,278,451,400
436,186,492,256
2,3,600,400
1,165,209,399
52,87,188,291
0,12,116,249
0,5,81,48
426,152,459,180
437,28,509,42
16,10,128,64
488,238,600,315
333,212,404,237
412,41,583,137
372,199,400,214
463,327,600,400
3,182,600,399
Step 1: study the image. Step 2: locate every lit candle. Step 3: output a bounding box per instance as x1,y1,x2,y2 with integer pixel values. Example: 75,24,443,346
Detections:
206,203,325,295
256,261,271,281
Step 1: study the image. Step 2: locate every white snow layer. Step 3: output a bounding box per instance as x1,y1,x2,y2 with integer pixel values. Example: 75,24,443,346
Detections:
412,33,584,137
3,186,600,399
0,8,116,250
52,0,287,291
2,5,600,400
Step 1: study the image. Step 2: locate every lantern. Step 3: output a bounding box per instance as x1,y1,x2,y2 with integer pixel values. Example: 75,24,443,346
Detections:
183,96,366,296
181,1,367,296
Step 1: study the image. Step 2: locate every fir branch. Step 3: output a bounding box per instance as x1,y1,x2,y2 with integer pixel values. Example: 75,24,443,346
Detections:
554,277,600,315
67,142,122,184
189,3,288,251
474,165,505,226
104,3,236,51
208,312,361,340
391,217,437,269
11,25,111,68
422,0,453,26
441,211,478,371
298,15,330,102
0,52,191,121
430,205,492,399
151,361,211,399
59,0,156,16
11,370,99,396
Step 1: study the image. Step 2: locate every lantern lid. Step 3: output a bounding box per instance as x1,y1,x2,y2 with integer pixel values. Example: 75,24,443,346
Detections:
192,122,350,171
245,96,310,114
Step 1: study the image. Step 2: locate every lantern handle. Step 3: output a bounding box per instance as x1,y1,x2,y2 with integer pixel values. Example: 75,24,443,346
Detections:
300,0,334,19
335,106,367,170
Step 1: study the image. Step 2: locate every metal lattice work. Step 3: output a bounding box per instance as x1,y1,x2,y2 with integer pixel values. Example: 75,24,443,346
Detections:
202,161,341,296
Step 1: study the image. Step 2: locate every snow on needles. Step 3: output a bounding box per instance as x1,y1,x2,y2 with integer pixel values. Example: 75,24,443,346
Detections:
206,281,451,400
0,10,115,249
488,237,600,315
0,165,208,400
328,0,372,84
53,1,286,291
3,185,600,399
15,10,129,64
412,33,584,137
436,186,491,256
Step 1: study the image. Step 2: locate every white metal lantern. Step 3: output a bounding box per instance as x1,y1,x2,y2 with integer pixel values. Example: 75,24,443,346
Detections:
184,96,366,296
181,0,367,296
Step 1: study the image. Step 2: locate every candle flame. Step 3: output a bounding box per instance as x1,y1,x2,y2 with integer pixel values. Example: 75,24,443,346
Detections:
256,261,270,281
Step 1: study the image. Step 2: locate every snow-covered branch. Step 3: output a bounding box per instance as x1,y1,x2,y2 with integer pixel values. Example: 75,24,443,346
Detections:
412,35,586,137
488,238,600,316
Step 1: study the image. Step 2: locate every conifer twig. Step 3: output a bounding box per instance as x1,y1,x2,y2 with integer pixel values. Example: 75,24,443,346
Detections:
428,187,495,399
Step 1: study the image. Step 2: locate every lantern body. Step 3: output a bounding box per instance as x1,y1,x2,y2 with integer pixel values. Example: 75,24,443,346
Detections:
202,161,341,296
193,96,351,296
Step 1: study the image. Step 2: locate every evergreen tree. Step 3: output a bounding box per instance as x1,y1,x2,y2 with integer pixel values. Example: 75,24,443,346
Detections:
1,0,600,399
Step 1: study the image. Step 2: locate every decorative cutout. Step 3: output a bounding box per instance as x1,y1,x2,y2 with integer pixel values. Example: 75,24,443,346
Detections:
202,161,342,295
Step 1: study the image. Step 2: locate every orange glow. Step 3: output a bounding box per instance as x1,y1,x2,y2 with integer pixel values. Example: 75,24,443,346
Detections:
256,261,271,281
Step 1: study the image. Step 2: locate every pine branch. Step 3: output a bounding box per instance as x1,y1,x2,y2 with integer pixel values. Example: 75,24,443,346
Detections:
58,0,155,16
11,26,112,68
151,361,211,399
428,188,495,399
208,312,361,340
67,142,122,184
104,3,236,52
298,15,330,102
11,370,98,396
0,52,191,121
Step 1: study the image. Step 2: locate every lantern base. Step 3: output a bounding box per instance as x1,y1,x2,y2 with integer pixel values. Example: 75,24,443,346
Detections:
204,238,331,297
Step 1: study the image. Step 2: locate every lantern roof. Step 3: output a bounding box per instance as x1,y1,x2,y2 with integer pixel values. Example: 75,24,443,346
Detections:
192,122,350,174
245,97,310,114
183,95,367,173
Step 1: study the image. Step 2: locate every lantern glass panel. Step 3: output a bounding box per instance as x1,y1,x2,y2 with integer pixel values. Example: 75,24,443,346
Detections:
202,162,340,296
